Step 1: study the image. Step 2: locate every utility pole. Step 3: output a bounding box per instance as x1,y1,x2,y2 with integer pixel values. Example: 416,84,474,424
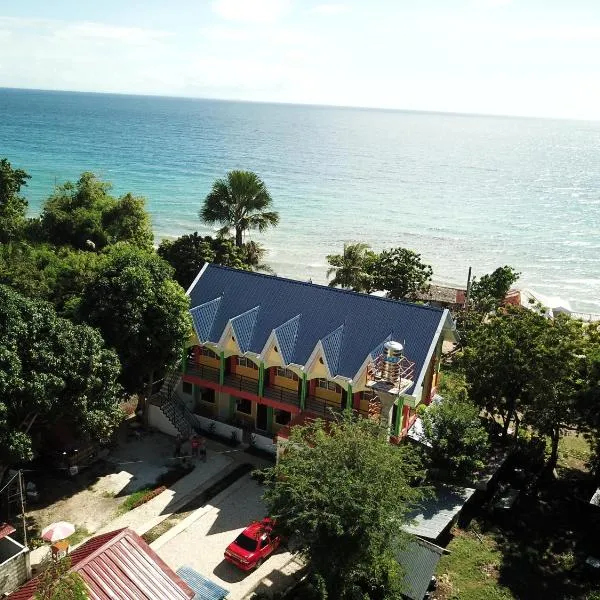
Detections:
465,266,472,311
18,471,27,548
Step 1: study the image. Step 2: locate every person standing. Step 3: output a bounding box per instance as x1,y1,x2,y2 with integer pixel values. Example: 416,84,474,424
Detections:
190,434,199,459
198,435,207,463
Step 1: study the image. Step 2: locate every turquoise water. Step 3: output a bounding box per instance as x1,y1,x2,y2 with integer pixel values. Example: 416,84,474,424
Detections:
1,87,599,312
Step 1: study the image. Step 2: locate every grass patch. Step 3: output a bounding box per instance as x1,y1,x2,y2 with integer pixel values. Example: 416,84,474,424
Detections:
435,526,513,600
65,526,92,547
557,434,591,476
118,487,153,514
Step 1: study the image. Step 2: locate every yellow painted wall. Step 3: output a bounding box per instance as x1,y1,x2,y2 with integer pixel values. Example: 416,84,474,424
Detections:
307,355,329,379
359,399,370,414
313,385,342,403
273,374,298,390
235,364,259,379
198,354,220,368
263,343,284,367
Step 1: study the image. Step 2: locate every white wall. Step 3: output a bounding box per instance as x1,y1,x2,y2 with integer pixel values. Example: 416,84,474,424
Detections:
195,415,243,442
251,433,277,456
148,404,180,437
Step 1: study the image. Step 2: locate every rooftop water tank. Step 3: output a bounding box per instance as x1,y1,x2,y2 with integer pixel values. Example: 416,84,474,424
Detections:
381,340,403,383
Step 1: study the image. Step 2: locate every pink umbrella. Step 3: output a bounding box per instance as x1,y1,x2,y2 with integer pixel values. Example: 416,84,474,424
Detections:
41,521,75,543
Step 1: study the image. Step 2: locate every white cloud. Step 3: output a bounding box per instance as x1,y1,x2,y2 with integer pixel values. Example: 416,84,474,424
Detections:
58,22,172,45
211,0,292,23
311,3,349,15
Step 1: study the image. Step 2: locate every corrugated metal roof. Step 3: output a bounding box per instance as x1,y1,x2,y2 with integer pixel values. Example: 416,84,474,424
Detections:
190,297,222,342
320,324,344,375
177,566,229,599
403,486,476,540
273,314,301,365
7,528,194,600
369,334,393,360
230,306,260,353
189,265,449,387
0,523,16,540
397,537,444,600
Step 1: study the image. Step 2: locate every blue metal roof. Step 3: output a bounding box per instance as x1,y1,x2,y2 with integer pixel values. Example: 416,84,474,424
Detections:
176,566,228,600
320,324,344,376
190,297,222,342
273,314,301,365
230,306,260,352
188,265,447,384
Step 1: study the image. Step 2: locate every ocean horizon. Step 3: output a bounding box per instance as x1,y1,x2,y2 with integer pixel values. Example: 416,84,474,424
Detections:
1,87,599,313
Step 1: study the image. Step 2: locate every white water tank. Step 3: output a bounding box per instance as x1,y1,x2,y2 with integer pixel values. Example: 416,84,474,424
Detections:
381,341,403,383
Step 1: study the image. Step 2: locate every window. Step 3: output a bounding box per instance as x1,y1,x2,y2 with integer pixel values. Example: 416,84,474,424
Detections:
182,381,193,395
276,367,298,381
199,346,219,360
317,378,338,392
259,536,270,549
237,356,258,370
199,388,215,403
274,410,291,425
236,398,252,414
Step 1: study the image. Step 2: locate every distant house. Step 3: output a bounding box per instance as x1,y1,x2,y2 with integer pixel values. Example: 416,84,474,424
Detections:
413,284,466,312
6,528,194,599
0,524,30,596
149,265,456,450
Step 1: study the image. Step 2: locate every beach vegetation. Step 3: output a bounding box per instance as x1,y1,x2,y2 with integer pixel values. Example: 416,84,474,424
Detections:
261,412,427,599
0,158,30,244
41,172,153,251
200,170,279,247
326,241,377,291
77,244,191,395
0,285,123,467
469,265,520,313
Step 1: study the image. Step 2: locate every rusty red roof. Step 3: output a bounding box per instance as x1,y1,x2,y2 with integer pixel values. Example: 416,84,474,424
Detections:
0,523,16,540
7,528,194,600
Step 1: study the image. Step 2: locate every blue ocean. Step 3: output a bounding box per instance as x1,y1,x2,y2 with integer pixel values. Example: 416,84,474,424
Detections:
1,87,599,312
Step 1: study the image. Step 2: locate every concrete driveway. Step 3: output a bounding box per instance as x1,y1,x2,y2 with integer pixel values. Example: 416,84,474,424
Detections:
153,475,302,599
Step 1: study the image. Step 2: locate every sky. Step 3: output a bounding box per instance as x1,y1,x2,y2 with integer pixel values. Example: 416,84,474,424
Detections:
0,0,599,120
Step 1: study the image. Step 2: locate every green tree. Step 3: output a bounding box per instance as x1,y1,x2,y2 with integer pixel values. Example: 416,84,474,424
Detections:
78,244,191,395
34,557,88,599
0,285,123,467
421,396,489,481
326,242,377,291
261,413,426,599
41,172,153,251
0,158,30,244
241,240,274,274
371,247,433,300
157,232,250,288
200,170,279,247
469,266,520,313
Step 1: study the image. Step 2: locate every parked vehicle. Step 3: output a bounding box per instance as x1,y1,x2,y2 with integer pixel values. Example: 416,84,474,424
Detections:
224,518,281,571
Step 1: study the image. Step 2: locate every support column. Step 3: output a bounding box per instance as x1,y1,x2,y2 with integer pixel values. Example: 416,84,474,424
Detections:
300,373,307,410
229,396,236,419
259,363,265,397
219,352,225,385
393,398,402,436
267,406,274,434
346,383,353,412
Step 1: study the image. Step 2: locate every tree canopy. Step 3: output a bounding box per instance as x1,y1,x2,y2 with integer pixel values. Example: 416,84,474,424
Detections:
78,244,191,394
469,265,520,313
0,285,123,466
372,247,433,300
262,413,426,599
326,242,377,292
41,172,153,251
0,158,30,244
200,170,279,247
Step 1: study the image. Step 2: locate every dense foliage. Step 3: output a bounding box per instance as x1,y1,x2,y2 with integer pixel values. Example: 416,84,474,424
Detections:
0,158,30,244
469,265,520,313
34,557,88,600
78,244,191,394
0,285,123,466
200,170,279,247
41,172,153,251
262,413,426,599
326,243,433,300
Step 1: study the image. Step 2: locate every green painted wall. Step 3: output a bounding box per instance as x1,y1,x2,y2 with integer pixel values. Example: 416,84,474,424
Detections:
300,373,307,410
219,351,225,385
258,363,265,396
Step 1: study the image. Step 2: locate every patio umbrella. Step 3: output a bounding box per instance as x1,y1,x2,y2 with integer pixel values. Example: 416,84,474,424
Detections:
41,521,75,543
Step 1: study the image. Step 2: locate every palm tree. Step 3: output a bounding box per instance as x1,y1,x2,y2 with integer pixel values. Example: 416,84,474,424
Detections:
326,242,376,292
241,240,275,274
200,170,279,248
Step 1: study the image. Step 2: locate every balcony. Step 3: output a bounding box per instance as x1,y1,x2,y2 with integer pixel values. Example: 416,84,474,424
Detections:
304,395,345,418
262,384,302,409
185,360,220,384
222,372,260,396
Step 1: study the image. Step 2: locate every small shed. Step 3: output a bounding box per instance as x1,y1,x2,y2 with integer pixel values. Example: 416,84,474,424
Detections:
403,486,476,543
397,537,445,600
0,524,30,596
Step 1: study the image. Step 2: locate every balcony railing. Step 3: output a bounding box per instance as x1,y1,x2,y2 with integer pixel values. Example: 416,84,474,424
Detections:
185,360,220,383
262,384,302,408
223,372,260,395
304,395,345,418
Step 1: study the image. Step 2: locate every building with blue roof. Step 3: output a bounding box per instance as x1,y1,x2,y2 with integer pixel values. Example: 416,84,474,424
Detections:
152,264,456,444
